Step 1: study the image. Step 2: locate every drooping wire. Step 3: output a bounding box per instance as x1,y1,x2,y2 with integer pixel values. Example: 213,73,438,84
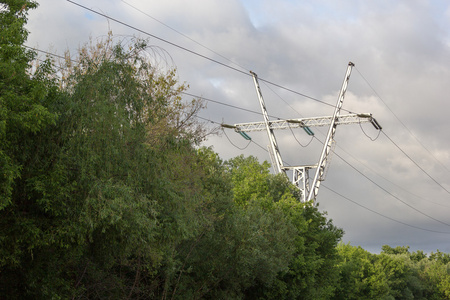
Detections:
196,115,294,167
359,121,381,141
222,128,251,150
288,124,314,147
322,185,450,234
197,115,262,152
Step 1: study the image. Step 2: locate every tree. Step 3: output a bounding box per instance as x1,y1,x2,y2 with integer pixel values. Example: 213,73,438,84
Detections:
0,12,215,295
0,1,62,297
225,154,300,207
381,245,411,255
0,0,56,210
224,155,343,299
264,202,343,300
335,244,450,300
151,150,298,299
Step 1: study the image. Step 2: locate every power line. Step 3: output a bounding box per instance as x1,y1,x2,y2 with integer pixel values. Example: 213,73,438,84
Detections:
355,66,450,173
322,185,450,234
26,41,450,232
382,131,450,195
119,0,250,73
334,141,450,209
222,128,252,150
120,0,355,114
196,88,450,226
195,115,221,125
182,92,278,118
67,0,353,113
203,113,450,229
330,138,450,228
259,77,355,114
24,45,72,61
67,0,249,76
24,44,450,235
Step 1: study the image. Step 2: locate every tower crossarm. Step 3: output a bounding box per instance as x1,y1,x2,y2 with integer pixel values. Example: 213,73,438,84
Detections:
233,113,381,133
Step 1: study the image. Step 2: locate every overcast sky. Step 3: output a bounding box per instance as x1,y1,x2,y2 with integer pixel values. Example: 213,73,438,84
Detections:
26,0,450,254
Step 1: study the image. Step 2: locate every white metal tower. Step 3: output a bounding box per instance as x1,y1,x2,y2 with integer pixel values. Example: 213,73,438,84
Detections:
222,62,382,203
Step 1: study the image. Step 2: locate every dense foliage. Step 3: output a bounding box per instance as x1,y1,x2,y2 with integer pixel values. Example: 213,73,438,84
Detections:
1,1,449,299
335,244,450,299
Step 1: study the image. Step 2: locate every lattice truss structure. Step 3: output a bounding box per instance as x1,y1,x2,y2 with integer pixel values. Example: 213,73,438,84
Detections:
222,62,382,203
233,113,381,133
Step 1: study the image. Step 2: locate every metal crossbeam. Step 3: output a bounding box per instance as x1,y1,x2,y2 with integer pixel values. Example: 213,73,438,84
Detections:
232,113,381,133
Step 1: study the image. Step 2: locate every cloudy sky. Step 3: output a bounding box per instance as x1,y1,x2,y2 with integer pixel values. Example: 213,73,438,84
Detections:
26,0,450,254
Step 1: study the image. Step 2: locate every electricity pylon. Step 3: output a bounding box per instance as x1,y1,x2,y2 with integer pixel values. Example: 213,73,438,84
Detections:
222,62,382,203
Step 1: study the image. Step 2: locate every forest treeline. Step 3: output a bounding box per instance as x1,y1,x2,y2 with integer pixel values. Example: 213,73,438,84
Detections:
1,1,450,299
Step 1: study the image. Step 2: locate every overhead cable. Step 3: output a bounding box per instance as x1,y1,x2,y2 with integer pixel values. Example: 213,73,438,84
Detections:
334,142,450,209
119,0,250,73
201,114,450,229
329,137,450,228
382,131,450,195
28,41,450,231
355,66,450,173
222,128,252,150
67,0,249,76
182,92,278,118
121,0,355,114
67,0,354,113
322,185,450,234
